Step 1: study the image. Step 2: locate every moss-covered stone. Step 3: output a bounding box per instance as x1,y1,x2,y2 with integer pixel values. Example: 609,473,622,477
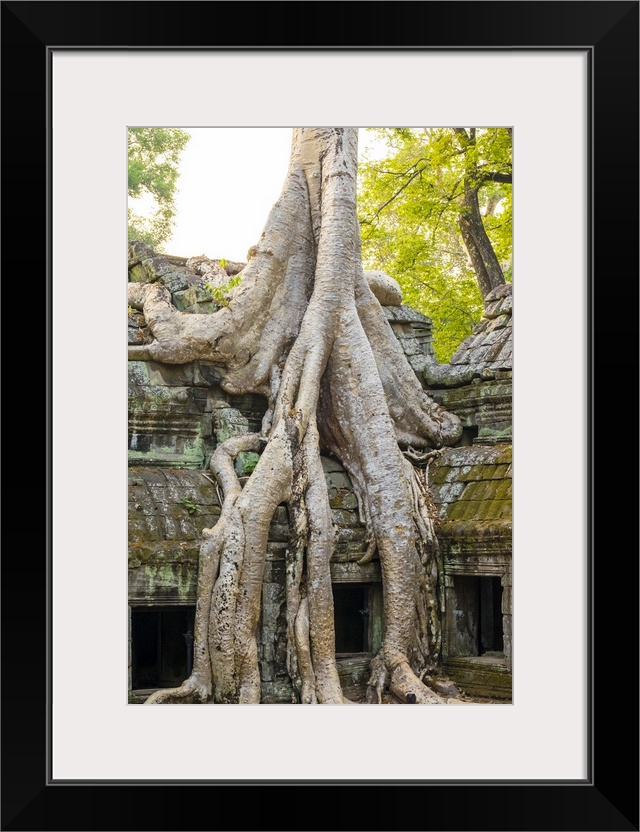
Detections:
235,451,260,476
444,657,512,700
463,464,486,482
182,301,218,315
129,559,199,604
491,464,510,479
446,501,469,521
128,263,152,283
172,285,214,311
493,479,512,501
459,481,485,501
429,465,451,485
480,465,498,480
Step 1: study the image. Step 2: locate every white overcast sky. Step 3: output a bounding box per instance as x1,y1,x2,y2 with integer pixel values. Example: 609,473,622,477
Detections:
132,127,385,262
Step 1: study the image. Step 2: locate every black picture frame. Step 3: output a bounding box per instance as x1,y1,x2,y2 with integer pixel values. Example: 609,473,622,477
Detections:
2,2,638,830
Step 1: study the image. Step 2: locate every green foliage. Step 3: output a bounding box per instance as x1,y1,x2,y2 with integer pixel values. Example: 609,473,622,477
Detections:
205,274,242,307
240,452,259,475
358,128,512,361
128,128,191,251
178,496,198,515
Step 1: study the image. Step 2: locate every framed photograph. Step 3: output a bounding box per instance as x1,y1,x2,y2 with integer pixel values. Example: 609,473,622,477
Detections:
3,2,637,830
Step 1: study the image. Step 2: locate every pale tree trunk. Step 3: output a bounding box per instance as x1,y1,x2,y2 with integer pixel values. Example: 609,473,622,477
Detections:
130,128,463,705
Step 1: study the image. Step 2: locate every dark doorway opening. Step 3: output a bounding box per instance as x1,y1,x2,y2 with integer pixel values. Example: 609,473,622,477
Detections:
460,426,479,447
332,584,368,654
448,575,504,658
478,576,504,654
131,606,195,690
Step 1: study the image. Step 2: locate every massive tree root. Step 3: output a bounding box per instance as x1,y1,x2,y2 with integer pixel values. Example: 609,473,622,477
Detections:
133,128,462,705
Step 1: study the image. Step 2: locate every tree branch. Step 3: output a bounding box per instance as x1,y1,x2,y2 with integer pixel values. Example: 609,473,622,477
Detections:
365,163,430,221
478,171,512,185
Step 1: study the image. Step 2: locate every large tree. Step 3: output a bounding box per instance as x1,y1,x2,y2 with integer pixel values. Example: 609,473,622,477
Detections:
128,127,191,250
358,127,512,361
129,128,464,705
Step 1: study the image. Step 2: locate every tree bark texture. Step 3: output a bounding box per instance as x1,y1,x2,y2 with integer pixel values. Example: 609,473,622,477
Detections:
129,128,463,704
452,127,507,302
458,181,506,301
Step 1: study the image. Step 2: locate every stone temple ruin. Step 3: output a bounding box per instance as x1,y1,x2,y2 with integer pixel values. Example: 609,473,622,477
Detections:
128,242,513,703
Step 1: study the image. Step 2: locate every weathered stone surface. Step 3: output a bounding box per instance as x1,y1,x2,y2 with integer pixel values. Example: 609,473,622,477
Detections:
128,240,155,268
444,552,510,575
329,489,358,510
444,657,512,700
263,561,286,583
172,285,216,311
194,364,224,387
267,523,290,543
129,362,214,468
434,482,466,503
337,655,372,701
330,509,362,528
383,304,437,366
418,284,511,427
383,304,433,327
143,361,196,387
226,393,269,434
501,585,512,614
129,561,198,604
431,375,512,444
440,527,511,559
332,542,369,561
260,572,288,687
212,402,250,444
334,526,367,545
330,561,381,582
260,678,294,704
429,446,512,565
266,542,289,561
128,466,223,605
128,252,192,294
365,270,403,306
272,506,288,525
182,301,218,315
325,471,351,490
320,454,345,473
449,284,512,372
186,255,228,277
128,324,146,346
502,614,513,672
